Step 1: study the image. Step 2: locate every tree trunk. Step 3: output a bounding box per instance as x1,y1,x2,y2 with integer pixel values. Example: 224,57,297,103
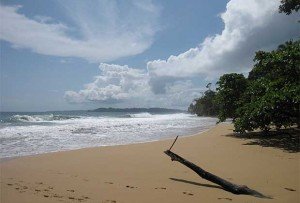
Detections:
164,150,269,198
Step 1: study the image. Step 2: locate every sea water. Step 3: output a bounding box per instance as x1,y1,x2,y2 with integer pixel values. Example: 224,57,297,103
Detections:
0,111,217,158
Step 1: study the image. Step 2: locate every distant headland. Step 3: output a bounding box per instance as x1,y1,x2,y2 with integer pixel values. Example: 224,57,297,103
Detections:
89,107,186,113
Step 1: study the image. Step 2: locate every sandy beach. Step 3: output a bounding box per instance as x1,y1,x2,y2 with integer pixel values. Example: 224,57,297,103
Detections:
0,123,299,203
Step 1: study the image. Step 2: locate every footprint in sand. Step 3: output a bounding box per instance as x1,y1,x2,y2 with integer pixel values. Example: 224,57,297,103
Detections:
284,187,296,191
155,187,166,190
126,185,137,189
183,192,194,196
53,194,63,198
218,197,232,201
103,200,117,203
67,189,75,192
105,182,114,184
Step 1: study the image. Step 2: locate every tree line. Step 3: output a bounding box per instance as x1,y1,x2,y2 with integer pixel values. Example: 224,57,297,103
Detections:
188,1,300,133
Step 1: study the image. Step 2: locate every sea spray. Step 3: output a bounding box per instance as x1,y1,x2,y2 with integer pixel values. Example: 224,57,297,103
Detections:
0,111,217,158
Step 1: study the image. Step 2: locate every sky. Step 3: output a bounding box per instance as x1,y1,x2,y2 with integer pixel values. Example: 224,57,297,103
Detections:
0,0,299,112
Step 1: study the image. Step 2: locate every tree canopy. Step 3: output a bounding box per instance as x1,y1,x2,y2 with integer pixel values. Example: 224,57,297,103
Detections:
189,40,300,133
279,0,300,15
234,40,300,133
189,6,299,133
215,73,248,122
188,88,219,117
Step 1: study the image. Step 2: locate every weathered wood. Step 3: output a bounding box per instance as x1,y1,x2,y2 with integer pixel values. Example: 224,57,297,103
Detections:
169,136,179,151
164,150,269,198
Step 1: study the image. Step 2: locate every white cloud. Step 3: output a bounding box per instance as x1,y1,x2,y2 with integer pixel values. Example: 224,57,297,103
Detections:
65,0,299,108
65,63,148,103
0,1,160,62
147,0,299,79
65,63,202,109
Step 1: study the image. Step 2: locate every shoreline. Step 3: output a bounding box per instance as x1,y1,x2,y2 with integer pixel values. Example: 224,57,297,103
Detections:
0,122,218,162
1,123,299,202
0,113,218,160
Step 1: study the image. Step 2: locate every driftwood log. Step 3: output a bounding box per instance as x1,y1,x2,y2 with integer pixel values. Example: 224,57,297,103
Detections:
164,149,269,198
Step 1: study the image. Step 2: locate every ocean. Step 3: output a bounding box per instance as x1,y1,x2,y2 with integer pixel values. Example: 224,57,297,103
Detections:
0,111,217,158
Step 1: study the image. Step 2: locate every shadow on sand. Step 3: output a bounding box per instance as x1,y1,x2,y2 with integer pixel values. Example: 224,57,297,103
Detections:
226,128,300,153
170,178,223,190
170,178,271,199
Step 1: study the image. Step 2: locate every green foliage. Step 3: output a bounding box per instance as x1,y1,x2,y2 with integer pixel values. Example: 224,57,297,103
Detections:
234,40,300,133
215,73,248,122
189,40,299,133
279,0,300,15
188,0,299,133
188,88,219,117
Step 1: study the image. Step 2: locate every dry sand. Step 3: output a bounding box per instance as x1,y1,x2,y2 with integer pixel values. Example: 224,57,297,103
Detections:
0,123,299,203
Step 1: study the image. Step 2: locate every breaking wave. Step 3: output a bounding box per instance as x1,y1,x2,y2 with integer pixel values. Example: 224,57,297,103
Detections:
124,112,153,118
0,111,218,158
10,114,79,122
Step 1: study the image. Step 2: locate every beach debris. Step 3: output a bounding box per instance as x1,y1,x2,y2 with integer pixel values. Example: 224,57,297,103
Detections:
164,137,269,198
169,136,179,151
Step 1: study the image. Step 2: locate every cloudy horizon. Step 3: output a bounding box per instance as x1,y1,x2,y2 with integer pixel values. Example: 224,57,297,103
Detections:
1,0,298,112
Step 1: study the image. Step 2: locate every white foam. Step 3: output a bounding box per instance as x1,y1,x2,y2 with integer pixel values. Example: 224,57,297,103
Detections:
12,115,45,122
10,114,79,122
125,112,153,118
0,113,217,158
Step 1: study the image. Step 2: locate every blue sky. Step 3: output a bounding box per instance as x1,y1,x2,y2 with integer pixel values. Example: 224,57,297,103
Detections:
0,0,298,111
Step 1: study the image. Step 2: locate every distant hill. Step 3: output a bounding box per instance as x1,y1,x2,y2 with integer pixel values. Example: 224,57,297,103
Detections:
90,107,186,113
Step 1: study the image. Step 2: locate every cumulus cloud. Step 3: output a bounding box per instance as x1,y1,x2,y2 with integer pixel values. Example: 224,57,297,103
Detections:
65,63,148,103
65,0,299,108
0,0,160,62
147,0,299,79
65,63,203,108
